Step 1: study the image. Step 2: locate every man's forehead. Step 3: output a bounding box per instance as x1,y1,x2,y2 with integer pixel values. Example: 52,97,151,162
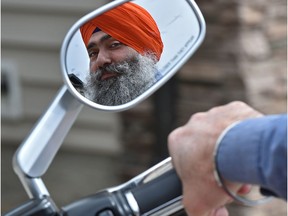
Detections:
87,31,113,48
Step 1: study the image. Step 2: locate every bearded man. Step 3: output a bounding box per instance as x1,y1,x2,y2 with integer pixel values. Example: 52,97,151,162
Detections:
80,2,163,106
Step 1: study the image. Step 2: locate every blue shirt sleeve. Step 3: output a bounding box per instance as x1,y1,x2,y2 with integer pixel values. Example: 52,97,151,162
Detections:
217,114,287,200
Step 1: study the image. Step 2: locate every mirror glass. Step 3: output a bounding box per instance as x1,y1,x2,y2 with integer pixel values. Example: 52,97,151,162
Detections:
62,0,205,109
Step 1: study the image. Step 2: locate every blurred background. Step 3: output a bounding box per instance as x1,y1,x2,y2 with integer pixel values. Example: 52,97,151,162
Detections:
1,0,287,215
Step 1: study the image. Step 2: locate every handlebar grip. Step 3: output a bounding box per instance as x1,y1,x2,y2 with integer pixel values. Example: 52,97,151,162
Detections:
130,169,182,214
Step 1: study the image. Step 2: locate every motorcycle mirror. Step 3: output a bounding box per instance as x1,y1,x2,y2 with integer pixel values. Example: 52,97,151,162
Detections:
61,0,205,112
11,0,205,201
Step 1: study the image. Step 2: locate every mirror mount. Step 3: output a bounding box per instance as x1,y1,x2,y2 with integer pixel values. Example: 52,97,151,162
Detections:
13,86,83,198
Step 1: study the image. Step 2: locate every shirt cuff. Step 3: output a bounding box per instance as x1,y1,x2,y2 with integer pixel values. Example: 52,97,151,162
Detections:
216,118,263,184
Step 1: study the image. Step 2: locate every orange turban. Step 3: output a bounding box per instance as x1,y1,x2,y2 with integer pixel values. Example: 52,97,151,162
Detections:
80,2,163,61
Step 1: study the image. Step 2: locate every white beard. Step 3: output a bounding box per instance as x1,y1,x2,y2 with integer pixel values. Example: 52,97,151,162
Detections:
84,53,157,106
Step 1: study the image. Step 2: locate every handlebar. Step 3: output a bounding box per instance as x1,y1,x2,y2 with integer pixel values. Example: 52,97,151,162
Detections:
3,197,59,216
63,158,184,216
5,158,185,216
62,191,131,216
131,169,182,215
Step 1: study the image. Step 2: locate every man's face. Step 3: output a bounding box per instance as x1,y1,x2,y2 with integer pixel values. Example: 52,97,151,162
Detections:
87,31,139,79
84,31,157,106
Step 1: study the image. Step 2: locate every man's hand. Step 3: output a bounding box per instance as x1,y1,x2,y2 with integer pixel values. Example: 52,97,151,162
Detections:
168,101,263,216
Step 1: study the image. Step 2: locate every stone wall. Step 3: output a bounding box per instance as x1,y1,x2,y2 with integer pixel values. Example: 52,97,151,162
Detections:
237,0,287,113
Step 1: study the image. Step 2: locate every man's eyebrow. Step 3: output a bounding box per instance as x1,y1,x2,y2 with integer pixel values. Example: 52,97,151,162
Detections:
87,34,112,50
100,34,112,43
87,42,97,50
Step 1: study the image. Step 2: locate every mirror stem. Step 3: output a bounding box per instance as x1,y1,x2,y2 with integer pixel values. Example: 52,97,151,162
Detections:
13,85,83,198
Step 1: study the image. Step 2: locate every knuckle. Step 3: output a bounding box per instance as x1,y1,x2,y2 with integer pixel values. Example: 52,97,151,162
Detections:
168,128,183,146
189,112,206,122
229,101,247,108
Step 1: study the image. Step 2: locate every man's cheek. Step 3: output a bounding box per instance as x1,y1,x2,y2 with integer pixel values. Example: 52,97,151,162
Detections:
90,61,98,73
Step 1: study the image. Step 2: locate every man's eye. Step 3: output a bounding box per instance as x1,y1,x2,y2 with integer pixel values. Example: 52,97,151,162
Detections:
110,42,122,48
88,51,98,58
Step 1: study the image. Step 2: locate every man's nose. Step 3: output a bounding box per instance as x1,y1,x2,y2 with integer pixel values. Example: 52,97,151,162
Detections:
95,50,112,69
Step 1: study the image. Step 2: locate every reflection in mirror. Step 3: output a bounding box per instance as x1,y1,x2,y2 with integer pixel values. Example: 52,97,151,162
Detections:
80,2,163,106
65,0,205,108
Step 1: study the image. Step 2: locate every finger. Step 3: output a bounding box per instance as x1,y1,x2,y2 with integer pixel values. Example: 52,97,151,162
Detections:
209,207,229,216
215,207,229,216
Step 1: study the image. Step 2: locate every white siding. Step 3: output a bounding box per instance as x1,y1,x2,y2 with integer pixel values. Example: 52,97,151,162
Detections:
2,0,122,154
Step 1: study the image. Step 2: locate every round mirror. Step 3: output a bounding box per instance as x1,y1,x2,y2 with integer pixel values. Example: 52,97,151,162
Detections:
61,0,206,111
